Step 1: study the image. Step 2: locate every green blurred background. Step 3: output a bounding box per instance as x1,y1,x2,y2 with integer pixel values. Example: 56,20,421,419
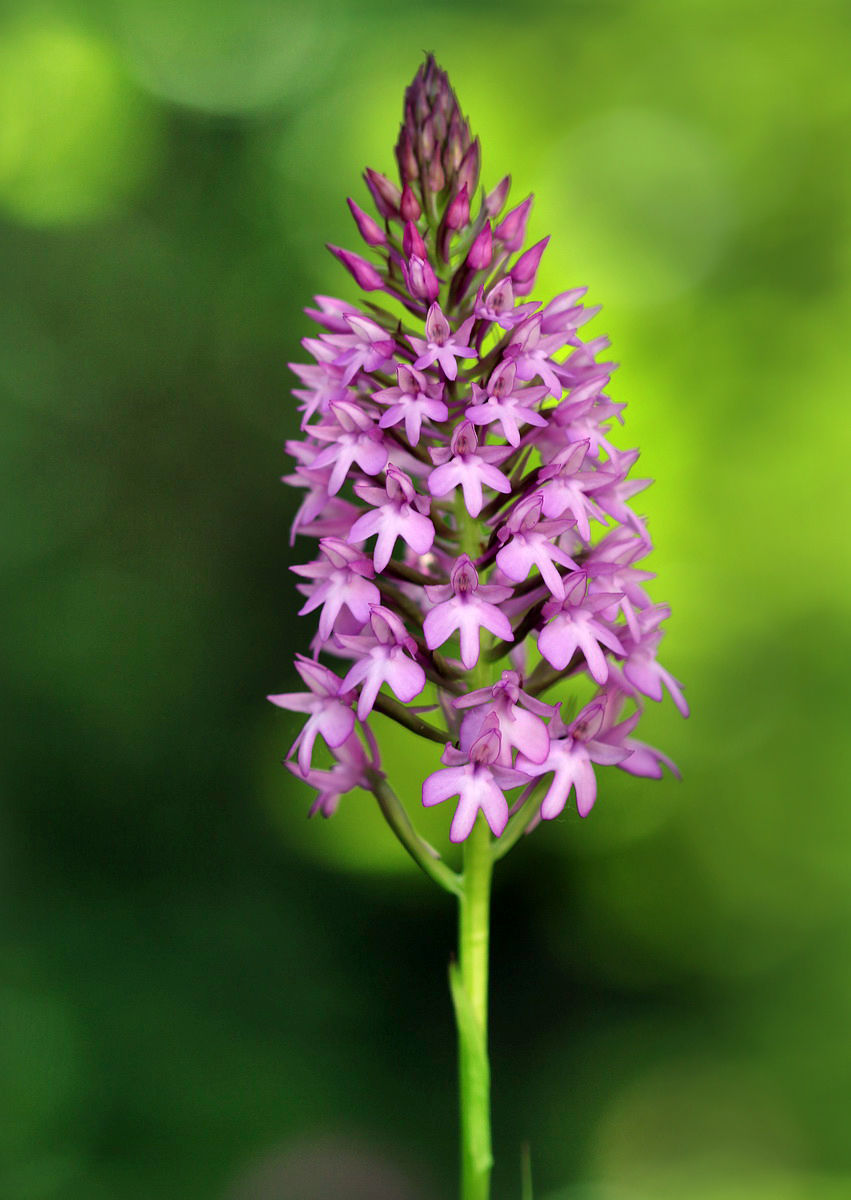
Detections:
2,0,850,1197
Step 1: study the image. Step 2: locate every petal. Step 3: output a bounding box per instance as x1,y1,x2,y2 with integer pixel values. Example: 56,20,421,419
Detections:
438,349,458,380
372,521,398,573
296,716,320,777
577,628,609,685
355,663,384,721
537,617,577,671
623,658,664,701
422,765,467,807
400,510,435,556
504,708,550,764
340,658,372,692
575,757,598,817
347,508,384,544
456,607,482,670
477,775,510,838
423,601,460,651
479,462,512,495
460,472,484,518
266,692,315,713
477,602,514,644
318,701,356,749
345,577,381,623
428,461,460,499
496,539,534,583
384,653,426,704
449,789,480,842
354,439,388,477
540,755,578,820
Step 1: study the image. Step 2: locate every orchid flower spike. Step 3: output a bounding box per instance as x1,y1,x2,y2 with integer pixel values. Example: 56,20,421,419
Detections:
269,53,686,837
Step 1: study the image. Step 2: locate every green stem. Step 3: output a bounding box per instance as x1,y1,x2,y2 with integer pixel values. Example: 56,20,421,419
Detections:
367,769,462,897
453,490,495,1200
371,693,450,745
456,817,494,1200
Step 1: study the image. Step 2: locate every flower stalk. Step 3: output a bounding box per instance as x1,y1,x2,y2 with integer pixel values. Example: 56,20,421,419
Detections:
269,53,687,1200
455,818,494,1200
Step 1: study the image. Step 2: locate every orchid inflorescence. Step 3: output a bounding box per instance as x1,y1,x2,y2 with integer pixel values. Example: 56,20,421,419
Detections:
270,54,687,857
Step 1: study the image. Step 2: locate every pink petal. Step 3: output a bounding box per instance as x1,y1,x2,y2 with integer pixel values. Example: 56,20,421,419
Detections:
347,508,384,544
422,765,466,807
384,653,426,703
574,757,598,817
354,439,389,477
318,702,356,749
537,617,578,671
456,606,483,669
577,628,609,684
423,601,460,652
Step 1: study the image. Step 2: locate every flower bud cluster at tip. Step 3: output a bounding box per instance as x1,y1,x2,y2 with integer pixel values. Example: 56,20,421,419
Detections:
271,54,687,841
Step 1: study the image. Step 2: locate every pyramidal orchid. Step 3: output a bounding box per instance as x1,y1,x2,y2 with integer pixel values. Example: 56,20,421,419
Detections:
269,54,687,1200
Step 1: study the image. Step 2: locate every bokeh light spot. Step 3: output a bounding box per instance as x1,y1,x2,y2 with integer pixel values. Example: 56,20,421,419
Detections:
0,23,157,225
116,0,349,115
539,108,735,308
260,711,452,879
591,1059,805,1199
0,987,85,1153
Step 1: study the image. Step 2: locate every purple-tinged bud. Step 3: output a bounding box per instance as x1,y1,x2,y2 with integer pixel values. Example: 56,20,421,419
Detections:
465,221,492,270
369,603,413,649
469,713,502,765
425,301,451,345
396,126,419,184
404,255,440,303
509,236,550,296
411,88,429,126
420,117,436,161
485,175,511,218
456,139,480,197
400,185,421,222
347,198,386,247
445,108,470,166
327,244,385,291
403,220,427,259
488,357,517,399
364,169,401,220
494,195,533,253
445,184,470,232
433,105,448,144
450,419,478,457
426,156,445,194
451,553,479,595
443,113,464,175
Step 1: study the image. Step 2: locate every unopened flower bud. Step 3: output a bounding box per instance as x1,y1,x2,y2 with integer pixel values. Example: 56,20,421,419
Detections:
485,175,511,218
347,198,386,247
465,221,492,270
364,168,401,219
326,244,385,291
405,255,440,303
509,236,550,295
495,195,533,253
403,220,427,259
426,156,445,194
396,126,419,184
400,184,422,222
420,117,436,160
456,139,480,197
445,184,470,232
